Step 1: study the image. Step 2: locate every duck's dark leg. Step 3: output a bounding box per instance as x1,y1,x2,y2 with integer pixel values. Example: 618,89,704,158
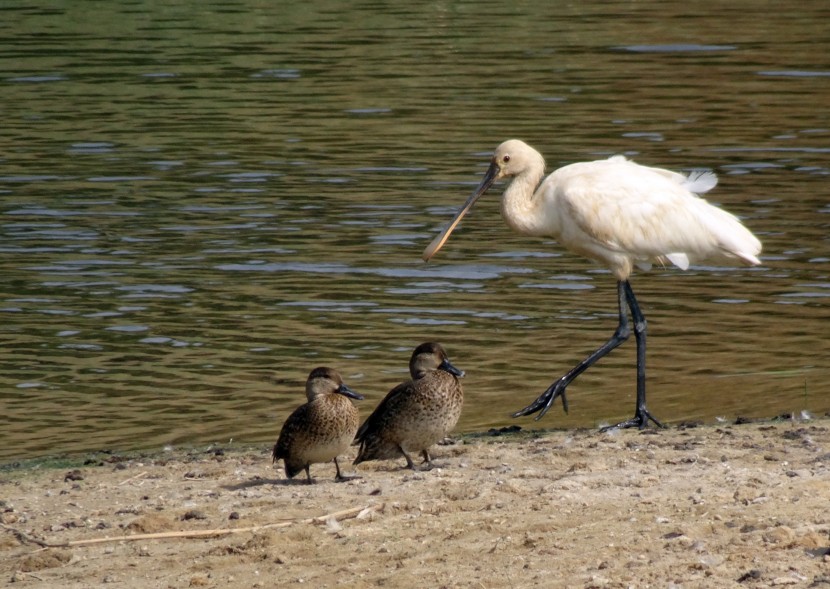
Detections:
399,446,416,470
602,281,663,430
334,457,361,482
417,449,436,470
513,280,632,420
304,465,313,485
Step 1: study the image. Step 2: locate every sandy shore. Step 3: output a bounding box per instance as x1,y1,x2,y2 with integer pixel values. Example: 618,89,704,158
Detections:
2,418,829,588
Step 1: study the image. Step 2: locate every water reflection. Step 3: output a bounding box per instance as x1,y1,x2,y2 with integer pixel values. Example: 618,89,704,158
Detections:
1,0,829,462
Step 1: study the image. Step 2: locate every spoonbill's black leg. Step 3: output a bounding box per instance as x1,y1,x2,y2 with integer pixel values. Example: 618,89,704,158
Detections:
513,280,663,429
601,281,663,430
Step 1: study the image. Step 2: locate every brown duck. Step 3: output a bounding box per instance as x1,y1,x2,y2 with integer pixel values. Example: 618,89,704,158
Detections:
272,367,363,484
354,342,464,470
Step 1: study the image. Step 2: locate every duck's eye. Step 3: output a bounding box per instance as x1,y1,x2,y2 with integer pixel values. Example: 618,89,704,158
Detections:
502,154,510,163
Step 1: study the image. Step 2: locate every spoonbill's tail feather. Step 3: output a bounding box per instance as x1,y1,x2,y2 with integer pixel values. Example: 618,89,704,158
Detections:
705,206,762,266
734,249,762,266
683,170,718,194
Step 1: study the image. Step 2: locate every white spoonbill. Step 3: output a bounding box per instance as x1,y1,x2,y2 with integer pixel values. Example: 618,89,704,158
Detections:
423,139,762,429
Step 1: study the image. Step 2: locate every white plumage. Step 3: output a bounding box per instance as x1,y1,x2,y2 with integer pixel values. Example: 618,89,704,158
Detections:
424,139,762,429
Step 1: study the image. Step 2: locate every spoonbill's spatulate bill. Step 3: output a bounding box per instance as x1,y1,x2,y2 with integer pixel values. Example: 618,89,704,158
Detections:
423,139,762,430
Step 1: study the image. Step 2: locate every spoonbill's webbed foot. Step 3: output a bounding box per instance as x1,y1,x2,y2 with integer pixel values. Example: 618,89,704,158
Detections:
511,377,569,419
513,281,634,423
600,407,664,431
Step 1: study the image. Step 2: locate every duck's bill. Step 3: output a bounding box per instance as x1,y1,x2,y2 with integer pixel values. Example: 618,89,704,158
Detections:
422,161,499,261
338,384,364,401
440,357,465,378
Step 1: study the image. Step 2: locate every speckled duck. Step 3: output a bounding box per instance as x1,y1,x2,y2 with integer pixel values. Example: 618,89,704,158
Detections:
272,367,363,484
354,342,464,470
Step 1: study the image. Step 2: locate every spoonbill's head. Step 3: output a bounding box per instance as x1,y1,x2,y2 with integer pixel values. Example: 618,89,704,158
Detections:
423,139,542,261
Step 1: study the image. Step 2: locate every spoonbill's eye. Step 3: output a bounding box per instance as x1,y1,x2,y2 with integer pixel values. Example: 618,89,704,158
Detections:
502,155,510,163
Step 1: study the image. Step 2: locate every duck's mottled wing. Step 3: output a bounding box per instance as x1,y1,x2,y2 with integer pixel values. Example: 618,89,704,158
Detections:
272,404,310,463
354,381,410,442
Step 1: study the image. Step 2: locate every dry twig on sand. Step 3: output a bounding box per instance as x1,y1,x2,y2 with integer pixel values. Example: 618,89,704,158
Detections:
1,503,383,550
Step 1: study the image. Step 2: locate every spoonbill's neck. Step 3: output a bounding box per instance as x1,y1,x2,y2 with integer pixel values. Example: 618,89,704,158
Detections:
500,164,549,236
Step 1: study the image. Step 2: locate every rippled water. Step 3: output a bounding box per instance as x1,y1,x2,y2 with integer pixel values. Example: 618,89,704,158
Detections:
2,0,830,462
